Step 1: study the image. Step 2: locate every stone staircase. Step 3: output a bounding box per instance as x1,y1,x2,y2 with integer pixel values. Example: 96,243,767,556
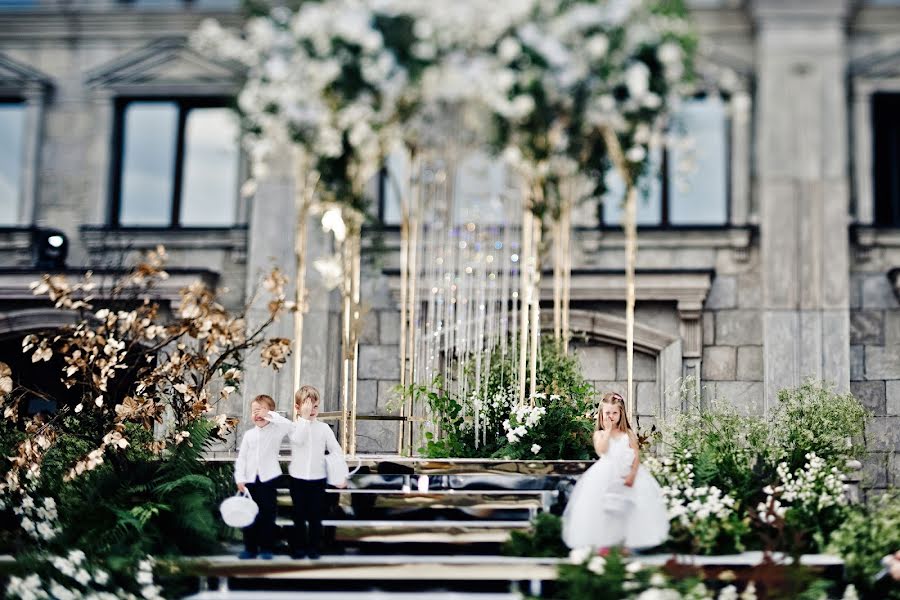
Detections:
182,458,578,598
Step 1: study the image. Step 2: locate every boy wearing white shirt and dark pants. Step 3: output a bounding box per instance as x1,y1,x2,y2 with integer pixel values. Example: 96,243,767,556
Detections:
234,394,291,560
267,385,344,560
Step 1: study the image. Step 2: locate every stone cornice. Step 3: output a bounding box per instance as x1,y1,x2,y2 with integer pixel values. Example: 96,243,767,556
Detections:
0,11,242,42
0,268,218,303
385,269,713,316
0,51,53,95
80,225,248,253
751,0,851,24
85,37,244,96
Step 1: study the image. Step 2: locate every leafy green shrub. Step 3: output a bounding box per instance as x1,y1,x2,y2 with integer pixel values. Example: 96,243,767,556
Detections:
828,493,900,600
771,382,868,471
415,341,595,459
54,419,227,561
502,513,568,558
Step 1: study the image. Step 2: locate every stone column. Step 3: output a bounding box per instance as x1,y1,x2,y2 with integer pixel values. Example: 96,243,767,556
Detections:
753,0,852,409
20,84,46,226
240,145,341,435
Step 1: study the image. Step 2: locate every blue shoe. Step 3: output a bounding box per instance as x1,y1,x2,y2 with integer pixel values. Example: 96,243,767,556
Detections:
259,552,273,560
238,551,257,560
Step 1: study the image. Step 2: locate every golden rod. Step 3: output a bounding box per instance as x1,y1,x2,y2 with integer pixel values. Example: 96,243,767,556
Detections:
601,127,638,420
517,202,532,404
348,225,362,456
292,151,319,418
404,157,421,455
529,202,542,404
561,183,572,355
397,150,412,454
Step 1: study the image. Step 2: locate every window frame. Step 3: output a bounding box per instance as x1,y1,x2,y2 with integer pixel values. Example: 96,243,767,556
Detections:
109,96,240,229
0,96,27,227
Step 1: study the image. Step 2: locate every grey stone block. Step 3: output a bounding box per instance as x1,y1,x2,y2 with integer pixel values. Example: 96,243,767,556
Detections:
702,346,737,381
706,276,737,310
887,381,900,416
592,381,627,400
849,275,862,310
737,346,764,381
850,345,865,381
715,310,762,346
615,349,657,381
850,380,886,416
712,381,765,416
890,454,900,487
636,381,660,416
885,311,900,346
377,380,401,412
703,312,715,346
379,311,401,345
861,452,888,489
575,345,617,381
865,345,900,380
358,345,401,380
737,271,762,309
850,310,884,345
359,312,379,345
355,420,400,453
862,276,899,309
356,379,378,415
865,416,900,452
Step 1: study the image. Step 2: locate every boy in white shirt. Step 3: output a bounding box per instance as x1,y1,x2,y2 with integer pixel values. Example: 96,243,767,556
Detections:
266,385,344,559
234,394,292,559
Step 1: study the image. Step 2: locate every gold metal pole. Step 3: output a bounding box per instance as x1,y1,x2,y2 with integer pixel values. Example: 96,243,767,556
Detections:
397,151,411,454
552,217,562,344
561,184,572,355
292,151,318,419
517,203,532,404
601,127,638,420
405,158,421,455
529,205,541,403
348,224,362,456
340,232,352,451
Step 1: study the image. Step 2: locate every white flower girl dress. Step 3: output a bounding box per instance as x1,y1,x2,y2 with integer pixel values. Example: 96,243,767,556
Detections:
562,433,669,549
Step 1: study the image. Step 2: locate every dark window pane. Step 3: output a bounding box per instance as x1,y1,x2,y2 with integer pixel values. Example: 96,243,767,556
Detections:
381,150,406,226
603,148,663,226
180,107,240,226
120,102,177,226
873,93,900,227
669,96,728,225
0,102,25,225
0,0,39,7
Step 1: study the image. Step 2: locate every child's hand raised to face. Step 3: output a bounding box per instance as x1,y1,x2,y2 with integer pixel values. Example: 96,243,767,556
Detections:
298,398,320,421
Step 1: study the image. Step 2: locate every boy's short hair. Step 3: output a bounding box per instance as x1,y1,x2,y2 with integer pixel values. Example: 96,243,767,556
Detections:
251,394,276,411
294,385,320,408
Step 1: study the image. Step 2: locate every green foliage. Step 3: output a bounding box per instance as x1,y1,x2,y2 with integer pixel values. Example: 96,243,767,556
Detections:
502,513,568,558
772,381,868,471
54,419,227,561
828,493,900,600
414,341,595,460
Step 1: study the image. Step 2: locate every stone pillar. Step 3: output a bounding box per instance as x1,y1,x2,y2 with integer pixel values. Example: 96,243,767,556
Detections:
240,144,341,434
20,84,46,226
753,0,852,409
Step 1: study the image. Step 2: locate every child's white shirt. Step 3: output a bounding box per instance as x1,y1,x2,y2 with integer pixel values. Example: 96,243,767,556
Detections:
267,411,344,480
233,420,292,484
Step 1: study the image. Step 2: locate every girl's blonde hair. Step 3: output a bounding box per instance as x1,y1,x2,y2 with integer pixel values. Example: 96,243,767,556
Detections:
294,385,320,411
595,391,633,434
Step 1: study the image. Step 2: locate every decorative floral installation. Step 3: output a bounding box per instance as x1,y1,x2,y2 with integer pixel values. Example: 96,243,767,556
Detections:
191,0,697,216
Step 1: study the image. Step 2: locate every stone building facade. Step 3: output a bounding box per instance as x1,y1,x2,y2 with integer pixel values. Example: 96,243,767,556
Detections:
0,0,899,493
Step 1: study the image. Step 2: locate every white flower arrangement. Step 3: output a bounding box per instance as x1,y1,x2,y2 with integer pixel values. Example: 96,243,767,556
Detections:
6,552,162,600
756,452,849,526
191,0,695,217
10,492,61,543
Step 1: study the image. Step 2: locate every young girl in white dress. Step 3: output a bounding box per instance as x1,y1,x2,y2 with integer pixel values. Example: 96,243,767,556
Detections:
562,392,669,551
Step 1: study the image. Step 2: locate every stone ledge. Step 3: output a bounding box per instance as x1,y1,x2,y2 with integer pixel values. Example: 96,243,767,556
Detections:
80,225,248,253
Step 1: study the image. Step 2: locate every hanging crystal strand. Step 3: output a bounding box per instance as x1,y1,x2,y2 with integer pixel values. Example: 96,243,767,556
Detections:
529,192,542,405
561,179,573,355
483,242,499,448
518,202,532,404
499,192,513,357
422,165,437,390
472,234,488,449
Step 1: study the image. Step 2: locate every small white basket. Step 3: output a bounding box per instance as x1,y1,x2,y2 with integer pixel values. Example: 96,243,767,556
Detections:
219,490,259,528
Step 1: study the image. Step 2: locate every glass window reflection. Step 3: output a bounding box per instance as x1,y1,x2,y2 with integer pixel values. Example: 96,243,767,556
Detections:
669,96,728,225
180,108,240,226
603,148,664,226
0,102,25,225
119,102,177,226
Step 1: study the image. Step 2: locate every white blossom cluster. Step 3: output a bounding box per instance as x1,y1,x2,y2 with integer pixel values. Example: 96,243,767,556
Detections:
6,552,163,600
646,453,737,529
191,0,409,198
502,402,546,444
8,493,61,543
756,452,848,525
190,0,695,210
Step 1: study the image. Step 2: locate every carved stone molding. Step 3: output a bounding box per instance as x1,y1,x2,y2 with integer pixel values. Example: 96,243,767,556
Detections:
890,269,900,304
0,268,218,303
85,37,243,97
